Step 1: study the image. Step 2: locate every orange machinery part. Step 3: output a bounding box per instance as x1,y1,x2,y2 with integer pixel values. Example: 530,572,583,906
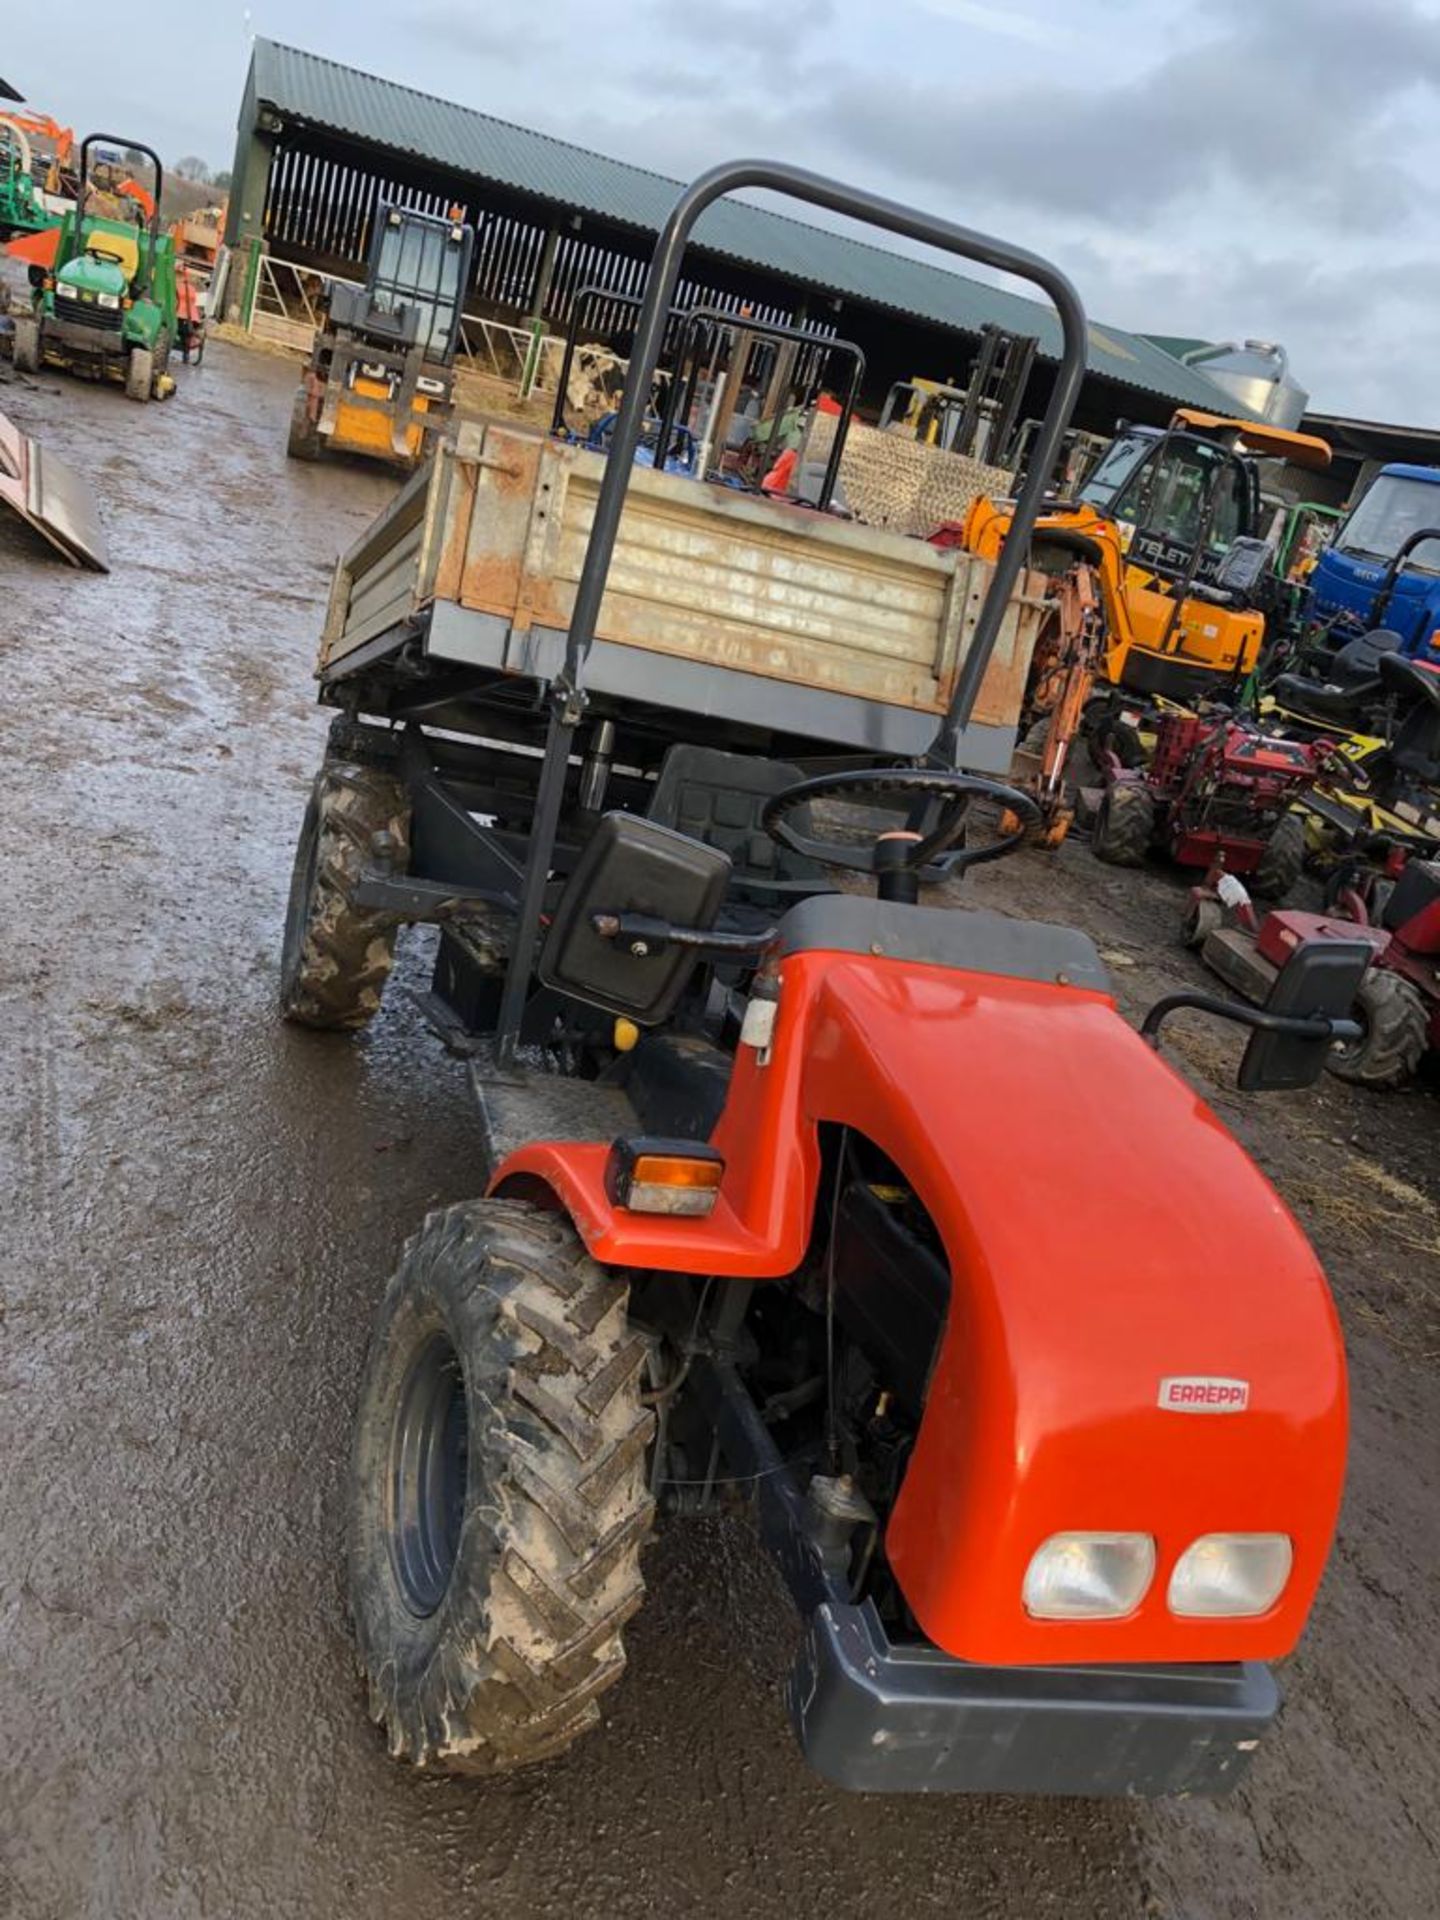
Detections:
4,225,59,268
492,944,1347,1671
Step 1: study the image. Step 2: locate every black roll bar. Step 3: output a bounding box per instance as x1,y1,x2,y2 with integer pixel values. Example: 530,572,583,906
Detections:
79,135,163,300
493,159,1088,1066
651,306,865,513
560,160,1087,755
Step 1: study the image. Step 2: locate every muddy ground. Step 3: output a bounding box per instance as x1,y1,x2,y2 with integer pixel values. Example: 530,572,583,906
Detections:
1,333,1436,1920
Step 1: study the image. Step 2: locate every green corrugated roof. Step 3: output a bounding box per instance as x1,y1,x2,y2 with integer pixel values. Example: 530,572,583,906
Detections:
248,39,1252,413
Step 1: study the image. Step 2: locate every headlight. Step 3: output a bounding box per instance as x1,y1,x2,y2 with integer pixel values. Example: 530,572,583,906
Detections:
95,293,120,310
1169,1534,1293,1617
1023,1533,1156,1619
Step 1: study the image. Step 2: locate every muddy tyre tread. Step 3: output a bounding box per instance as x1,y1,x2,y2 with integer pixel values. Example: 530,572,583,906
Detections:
349,1199,655,1774
1252,810,1306,900
125,346,154,403
1093,782,1154,868
279,761,409,1029
287,386,322,460
1326,970,1428,1089
12,313,40,373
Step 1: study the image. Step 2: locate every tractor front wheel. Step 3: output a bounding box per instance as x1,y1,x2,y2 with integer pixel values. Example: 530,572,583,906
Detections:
279,759,411,1029
1326,971,1428,1089
12,314,40,373
349,1199,654,1773
1092,782,1155,868
125,346,154,403
1252,811,1306,900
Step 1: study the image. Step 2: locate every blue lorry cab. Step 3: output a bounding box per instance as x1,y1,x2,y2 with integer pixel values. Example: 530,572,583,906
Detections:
1308,464,1440,658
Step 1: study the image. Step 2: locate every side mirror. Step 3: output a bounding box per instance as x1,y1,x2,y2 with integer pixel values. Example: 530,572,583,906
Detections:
539,812,731,1024
1238,936,1373,1091
1140,936,1373,1092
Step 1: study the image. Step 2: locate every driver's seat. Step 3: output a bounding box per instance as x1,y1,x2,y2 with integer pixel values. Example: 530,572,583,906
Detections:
1380,652,1440,783
646,746,831,903
85,229,141,283
1273,628,1403,722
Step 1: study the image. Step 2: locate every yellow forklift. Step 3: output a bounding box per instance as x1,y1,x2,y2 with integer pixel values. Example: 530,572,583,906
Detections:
287,204,475,471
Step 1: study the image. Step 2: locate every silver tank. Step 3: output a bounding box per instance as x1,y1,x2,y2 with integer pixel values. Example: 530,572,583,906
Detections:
1181,340,1309,429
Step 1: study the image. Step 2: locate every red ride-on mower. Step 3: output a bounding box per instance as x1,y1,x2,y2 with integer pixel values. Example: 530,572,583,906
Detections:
1185,849,1439,1088
281,164,1365,1797
1090,706,1332,897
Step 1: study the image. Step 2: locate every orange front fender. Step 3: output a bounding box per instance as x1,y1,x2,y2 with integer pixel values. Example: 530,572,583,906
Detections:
493,946,1346,1667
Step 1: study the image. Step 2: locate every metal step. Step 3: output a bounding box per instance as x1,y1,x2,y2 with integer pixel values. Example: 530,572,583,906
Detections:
468,1042,638,1178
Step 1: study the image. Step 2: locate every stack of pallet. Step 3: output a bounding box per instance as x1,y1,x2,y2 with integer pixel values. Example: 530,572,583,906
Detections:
804,411,1009,539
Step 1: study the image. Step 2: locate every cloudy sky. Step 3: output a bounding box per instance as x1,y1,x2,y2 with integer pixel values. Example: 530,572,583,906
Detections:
9,0,1440,420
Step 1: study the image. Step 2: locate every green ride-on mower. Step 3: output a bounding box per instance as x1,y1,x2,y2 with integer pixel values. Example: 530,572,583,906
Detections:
11,135,176,402
278,162,1366,1798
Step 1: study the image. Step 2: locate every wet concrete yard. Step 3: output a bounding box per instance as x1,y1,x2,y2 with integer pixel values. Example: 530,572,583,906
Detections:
1,337,1437,1919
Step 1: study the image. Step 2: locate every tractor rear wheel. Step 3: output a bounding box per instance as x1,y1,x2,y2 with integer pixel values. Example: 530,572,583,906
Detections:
287,387,323,461
125,346,154,403
1326,971,1427,1089
349,1199,654,1773
279,759,410,1029
1092,782,1155,868
1252,811,1306,900
12,314,40,373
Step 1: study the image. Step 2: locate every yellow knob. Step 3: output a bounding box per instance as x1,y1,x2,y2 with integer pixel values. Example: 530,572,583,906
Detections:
613,1018,640,1053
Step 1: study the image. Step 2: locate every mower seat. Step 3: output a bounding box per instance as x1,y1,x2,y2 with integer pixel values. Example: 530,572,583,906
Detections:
1273,628,1404,722
1381,856,1440,932
1380,652,1440,783
85,230,141,281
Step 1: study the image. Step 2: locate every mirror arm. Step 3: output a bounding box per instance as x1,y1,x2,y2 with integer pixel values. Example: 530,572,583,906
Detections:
1140,990,1360,1049
592,911,779,958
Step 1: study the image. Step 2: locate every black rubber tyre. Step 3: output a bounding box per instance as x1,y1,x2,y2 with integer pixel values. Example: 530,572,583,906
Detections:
349,1199,655,1773
1180,895,1224,951
1252,811,1306,901
11,313,40,373
287,386,323,461
279,760,410,1029
1092,782,1155,868
125,346,153,403
1326,971,1428,1090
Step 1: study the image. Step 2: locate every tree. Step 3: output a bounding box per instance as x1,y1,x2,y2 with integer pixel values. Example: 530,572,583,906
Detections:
212,169,231,190
173,155,211,184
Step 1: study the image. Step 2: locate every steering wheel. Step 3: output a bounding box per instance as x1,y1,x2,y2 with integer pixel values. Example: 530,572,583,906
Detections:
761,767,1041,888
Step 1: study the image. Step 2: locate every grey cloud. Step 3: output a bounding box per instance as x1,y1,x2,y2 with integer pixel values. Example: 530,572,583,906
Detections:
817,0,1440,234
648,0,835,46
408,7,559,61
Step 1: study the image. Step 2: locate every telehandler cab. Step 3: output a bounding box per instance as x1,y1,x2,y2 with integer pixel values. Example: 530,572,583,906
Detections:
965,410,1333,703
280,163,1356,1797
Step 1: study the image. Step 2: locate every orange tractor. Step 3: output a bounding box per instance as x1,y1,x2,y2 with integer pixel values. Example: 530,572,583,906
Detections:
279,163,1358,1796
